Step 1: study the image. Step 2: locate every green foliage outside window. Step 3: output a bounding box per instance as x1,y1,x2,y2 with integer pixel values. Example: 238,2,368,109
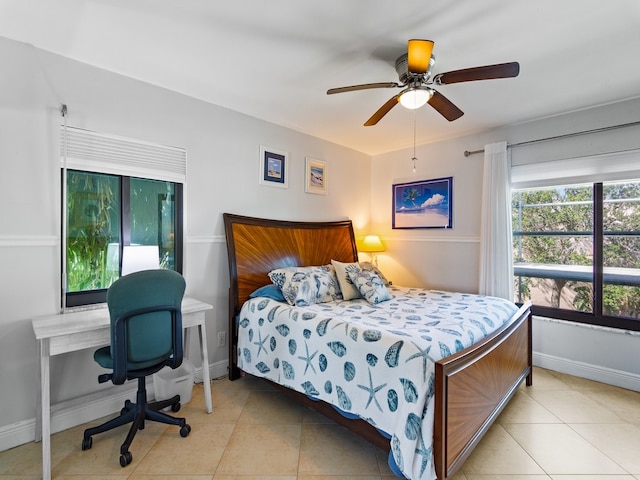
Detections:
513,181,640,320
66,171,177,299
66,171,120,292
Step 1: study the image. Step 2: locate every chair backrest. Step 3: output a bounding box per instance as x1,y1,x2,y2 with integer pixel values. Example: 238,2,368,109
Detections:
106,269,186,383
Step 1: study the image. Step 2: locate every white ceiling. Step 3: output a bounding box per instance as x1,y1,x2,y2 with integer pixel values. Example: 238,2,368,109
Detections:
1,0,639,155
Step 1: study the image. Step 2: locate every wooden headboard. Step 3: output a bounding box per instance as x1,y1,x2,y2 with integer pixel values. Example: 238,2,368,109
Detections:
223,213,358,378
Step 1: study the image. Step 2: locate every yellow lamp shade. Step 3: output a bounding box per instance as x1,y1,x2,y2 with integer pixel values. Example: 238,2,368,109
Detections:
360,235,385,252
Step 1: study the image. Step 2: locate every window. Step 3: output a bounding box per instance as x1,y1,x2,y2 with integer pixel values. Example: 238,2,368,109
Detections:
513,180,640,330
65,170,183,307
61,126,186,308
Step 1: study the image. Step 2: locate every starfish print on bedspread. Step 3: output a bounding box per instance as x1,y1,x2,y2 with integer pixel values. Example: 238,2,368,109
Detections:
405,342,436,382
297,341,318,375
442,318,466,330
253,330,269,358
357,367,387,412
414,430,433,478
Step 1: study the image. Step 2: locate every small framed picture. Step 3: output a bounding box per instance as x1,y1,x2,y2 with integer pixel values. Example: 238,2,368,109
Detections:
259,145,288,188
304,157,328,195
392,176,453,229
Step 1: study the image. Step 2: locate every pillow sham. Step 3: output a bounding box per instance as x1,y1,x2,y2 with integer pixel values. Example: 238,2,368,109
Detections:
331,259,362,300
249,284,286,302
347,269,392,304
359,261,391,286
268,265,342,306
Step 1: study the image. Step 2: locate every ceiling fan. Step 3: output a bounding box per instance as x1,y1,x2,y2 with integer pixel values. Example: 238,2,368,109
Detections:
327,39,520,126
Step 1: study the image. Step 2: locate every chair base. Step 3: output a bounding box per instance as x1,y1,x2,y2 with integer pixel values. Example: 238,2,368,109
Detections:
82,376,191,467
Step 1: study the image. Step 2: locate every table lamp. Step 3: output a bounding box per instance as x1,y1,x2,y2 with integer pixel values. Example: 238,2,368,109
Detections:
360,235,385,267
121,245,160,276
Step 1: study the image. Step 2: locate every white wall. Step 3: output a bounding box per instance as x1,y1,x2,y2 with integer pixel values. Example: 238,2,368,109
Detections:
370,135,486,293
2,32,640,452
0,36,370,447
370,96,640,390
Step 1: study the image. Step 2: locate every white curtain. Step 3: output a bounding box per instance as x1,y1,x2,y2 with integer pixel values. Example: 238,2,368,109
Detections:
479,141,513,300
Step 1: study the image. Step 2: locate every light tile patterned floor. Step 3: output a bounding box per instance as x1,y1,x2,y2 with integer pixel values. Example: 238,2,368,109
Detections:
2,367,640,479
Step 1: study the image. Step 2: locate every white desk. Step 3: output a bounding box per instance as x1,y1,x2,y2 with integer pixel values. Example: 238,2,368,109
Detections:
32,297,213,480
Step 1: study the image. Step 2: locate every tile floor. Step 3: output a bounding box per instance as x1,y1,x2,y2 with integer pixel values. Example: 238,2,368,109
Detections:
1,367,640,479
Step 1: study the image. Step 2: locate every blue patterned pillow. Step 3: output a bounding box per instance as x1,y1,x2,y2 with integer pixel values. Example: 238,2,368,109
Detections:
359,261,391,286
268,265,342,306
347,269,392,304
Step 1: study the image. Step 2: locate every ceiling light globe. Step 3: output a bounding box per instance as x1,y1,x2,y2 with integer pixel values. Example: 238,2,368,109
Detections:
399,89,432,109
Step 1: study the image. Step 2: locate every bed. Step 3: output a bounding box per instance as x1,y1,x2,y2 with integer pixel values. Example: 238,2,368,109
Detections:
223,213,532,480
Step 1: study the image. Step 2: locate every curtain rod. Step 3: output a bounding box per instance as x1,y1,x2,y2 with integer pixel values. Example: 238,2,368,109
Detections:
463,120,640,157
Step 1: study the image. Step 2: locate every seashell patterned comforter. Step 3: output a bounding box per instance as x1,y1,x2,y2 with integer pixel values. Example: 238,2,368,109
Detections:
237,285,518,480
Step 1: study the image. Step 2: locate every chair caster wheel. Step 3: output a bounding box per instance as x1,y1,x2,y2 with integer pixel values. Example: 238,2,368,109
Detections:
171,402,181,413
81,437,92,450
119,451,132,467
180,424,191,437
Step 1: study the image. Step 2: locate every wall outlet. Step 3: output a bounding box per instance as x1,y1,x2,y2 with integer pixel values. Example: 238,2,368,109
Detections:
217,331,226,347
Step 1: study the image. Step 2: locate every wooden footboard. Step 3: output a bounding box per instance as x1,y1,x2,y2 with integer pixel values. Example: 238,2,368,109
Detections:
433,302,532,479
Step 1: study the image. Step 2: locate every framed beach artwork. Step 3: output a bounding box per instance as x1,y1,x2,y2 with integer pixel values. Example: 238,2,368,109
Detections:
392,176,453,229
304,157,327,195
259,145,289,188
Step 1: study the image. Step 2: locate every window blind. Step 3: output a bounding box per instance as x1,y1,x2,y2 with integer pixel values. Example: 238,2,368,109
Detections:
60,126,186,183
511,149,640,189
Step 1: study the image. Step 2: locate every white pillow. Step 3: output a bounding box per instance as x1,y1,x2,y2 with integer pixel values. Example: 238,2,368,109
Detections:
331,259,362,300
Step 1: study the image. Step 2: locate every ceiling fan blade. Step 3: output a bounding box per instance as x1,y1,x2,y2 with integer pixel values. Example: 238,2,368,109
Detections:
428,90,464,121
434,62,520,85
407,39,434,74
327,82,400,95
364,94,401,126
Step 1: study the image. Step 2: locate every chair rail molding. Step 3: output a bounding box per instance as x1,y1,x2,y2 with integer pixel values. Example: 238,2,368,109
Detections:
0,235,58,248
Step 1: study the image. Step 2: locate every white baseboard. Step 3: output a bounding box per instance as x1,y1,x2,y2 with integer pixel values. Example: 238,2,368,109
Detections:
533,352,640,392
0,360,228,453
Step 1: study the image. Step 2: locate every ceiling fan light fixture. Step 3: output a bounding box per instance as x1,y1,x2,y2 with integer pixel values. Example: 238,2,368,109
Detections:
399,88,433,109
327,38,517,125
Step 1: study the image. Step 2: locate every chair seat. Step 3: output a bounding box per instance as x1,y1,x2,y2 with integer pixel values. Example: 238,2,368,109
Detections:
94,346,169,372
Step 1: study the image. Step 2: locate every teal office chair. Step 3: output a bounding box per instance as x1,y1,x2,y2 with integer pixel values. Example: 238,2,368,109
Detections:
82,269,191,467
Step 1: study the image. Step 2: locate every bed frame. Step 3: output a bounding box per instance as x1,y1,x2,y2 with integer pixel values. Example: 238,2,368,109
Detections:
223,213,532,479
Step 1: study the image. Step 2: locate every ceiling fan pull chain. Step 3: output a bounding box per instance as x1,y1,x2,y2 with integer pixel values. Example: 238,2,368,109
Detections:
412,110,417,173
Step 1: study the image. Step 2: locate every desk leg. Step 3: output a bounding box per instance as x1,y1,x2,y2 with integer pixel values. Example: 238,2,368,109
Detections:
198,323,213,413
38,339,52,480
184,322,213,414
35,340,43,442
